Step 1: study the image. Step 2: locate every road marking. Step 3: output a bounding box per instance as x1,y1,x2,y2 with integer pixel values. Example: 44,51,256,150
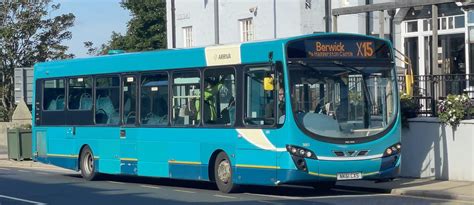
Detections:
398,194,474,204
0,194,46,205
140,185,161,189
0,167,10,171
107,181,125,185
244,193,301,200
173,189,195,194
257,200,284,205
213,194,237,199
245,193,392,200
18,170,30,173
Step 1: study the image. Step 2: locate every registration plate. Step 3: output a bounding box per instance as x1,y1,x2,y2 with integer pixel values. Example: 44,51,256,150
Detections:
336,172,362,180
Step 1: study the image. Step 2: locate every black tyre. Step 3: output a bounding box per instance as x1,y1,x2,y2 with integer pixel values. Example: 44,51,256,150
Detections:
313,181,336,190
214,152,239,193
80,146,99,181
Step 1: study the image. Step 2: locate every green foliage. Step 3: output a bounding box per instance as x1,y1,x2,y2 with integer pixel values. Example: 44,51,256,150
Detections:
438,94,472,128
85,0,167,55
349,90,362,105
0,0,75,120
400,93,421,128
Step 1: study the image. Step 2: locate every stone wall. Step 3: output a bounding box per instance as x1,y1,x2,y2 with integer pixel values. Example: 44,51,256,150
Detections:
401,117,474,181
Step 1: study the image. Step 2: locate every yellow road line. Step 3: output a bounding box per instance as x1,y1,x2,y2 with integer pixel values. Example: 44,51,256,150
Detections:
174,189,195,194
140,185,161,189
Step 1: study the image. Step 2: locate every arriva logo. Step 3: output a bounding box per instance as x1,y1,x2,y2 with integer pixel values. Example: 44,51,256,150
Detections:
315,42,345,52
218,53,232,60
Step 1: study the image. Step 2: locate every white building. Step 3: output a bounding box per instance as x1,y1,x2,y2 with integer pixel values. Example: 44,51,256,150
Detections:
166,0,472,85
166,0,327,48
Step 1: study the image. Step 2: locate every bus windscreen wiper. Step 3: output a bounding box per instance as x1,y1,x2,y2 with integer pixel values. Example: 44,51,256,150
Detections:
331,61,369,76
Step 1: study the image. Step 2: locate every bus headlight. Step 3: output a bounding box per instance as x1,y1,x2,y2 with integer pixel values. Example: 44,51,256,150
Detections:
383,143,401,157
286,145,317,159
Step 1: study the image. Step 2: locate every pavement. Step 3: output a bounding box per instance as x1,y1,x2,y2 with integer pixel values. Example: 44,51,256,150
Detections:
338,177,474,202
1,152,473,203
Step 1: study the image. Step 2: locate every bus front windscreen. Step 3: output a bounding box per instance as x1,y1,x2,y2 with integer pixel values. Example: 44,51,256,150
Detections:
288,61,397,140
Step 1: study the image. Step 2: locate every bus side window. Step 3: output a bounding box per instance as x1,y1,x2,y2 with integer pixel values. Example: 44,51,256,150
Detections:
123,76,137,125
140,73,169,126
172,71,201,126
244,66,275,126
276,63,285,125
203,67,236,126
95,76,120,125
43,79,65,111
68,77,93,110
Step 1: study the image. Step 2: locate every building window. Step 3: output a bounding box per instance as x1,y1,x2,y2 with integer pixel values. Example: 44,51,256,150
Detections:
240,18,254,42
183,26,193,48
406,21,418,33
455,16,465,28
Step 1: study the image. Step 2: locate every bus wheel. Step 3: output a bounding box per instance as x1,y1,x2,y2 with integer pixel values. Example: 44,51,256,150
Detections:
80,146,98,181
214,152,239,193
313,181,336,190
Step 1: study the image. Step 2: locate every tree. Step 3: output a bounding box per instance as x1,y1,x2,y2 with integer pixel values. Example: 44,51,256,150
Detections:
86,0,167,55
0,0,75,121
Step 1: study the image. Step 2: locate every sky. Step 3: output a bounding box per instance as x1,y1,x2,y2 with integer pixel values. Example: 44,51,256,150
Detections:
52,0,131,58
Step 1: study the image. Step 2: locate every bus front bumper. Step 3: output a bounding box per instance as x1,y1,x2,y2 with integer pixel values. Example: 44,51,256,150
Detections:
277,154,400,185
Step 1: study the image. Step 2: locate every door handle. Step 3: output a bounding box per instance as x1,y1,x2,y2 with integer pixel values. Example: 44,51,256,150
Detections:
120,129,126,138
72,127,76,136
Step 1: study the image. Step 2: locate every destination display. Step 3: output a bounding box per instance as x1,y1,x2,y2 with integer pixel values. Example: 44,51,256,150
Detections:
287,37,391,60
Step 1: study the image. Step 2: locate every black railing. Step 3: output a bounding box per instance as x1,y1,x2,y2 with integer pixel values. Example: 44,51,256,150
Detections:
397,74,474,117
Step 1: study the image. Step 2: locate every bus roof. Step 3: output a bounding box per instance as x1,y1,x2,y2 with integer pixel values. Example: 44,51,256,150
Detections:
34,33,391,79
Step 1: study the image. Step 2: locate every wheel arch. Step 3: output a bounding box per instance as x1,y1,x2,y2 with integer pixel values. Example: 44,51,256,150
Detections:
208,149,225,182
77,144,91,171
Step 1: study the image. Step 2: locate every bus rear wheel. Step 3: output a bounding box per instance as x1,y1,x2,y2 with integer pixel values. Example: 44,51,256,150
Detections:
80,146,99,181
214,152,239,193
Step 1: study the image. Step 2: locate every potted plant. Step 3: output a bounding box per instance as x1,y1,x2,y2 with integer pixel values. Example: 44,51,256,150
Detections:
438,94,472,128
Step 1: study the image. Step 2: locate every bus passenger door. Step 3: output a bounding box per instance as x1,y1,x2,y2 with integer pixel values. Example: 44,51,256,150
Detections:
235,65,278,186
120,75,139,175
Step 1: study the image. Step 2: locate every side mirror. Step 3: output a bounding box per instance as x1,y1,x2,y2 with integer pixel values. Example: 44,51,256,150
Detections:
264,77,274,91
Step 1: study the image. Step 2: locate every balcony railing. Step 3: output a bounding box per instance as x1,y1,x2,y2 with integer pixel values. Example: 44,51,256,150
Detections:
397,74,474,117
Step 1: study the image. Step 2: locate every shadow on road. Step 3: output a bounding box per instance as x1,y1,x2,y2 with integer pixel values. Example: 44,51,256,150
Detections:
64,173,389,198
